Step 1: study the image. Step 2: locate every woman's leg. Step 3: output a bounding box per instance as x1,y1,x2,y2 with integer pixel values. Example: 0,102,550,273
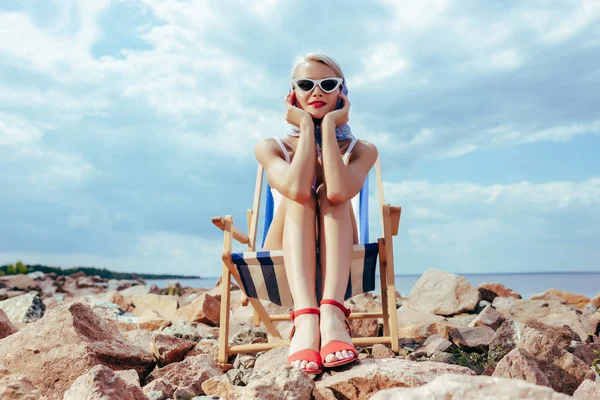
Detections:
316,185,357,364
262,193,320,371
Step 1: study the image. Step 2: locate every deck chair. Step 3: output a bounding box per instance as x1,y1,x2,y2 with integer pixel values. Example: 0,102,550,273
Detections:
212,157,402,365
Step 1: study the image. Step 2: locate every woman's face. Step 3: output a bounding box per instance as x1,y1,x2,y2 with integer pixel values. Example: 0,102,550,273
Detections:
292,61,341,119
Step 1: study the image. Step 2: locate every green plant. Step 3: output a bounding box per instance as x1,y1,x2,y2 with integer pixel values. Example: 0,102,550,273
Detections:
592,348,600,375
450,345,506,374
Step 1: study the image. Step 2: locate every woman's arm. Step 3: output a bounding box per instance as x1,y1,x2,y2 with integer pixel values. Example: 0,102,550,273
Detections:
320,119,378,204
254,92,317,203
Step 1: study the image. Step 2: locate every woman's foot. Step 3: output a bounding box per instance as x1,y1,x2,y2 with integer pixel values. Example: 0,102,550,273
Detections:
288,312,321,372
319,302,357,365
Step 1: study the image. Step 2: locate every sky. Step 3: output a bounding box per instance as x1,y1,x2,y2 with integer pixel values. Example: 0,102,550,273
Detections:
0,0,599,277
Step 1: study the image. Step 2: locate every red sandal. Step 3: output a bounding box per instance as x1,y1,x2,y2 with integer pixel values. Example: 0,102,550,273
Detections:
319,299,358,368
287,307,323,375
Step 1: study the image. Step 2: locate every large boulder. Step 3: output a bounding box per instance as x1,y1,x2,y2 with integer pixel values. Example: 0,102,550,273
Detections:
0,302,155,399
396,306,450,340
531,289,590,311
477,282,521,302
370,374,570,400
405,269,479,315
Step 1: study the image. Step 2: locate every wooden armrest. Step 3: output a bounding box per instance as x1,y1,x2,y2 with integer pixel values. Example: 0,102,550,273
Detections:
211,216,249,245
390,206,401,236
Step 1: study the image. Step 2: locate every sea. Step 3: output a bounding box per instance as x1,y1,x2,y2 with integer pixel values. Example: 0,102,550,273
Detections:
145,272,599,299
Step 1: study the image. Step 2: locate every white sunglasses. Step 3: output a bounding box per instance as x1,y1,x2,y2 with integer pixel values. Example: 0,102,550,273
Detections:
291,77,343,93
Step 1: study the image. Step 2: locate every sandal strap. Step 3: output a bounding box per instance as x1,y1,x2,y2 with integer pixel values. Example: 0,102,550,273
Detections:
289,307,320,321
320,299,351,318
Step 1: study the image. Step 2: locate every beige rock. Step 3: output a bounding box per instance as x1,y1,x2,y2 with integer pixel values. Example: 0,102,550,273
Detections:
0,302,155,400
131,294,179,321
492,348,550,386
174,293,220,325
203,366,314,400
151,334,197,366
477,282,521,302
410,334,453,358
123,329,155,354
0,365,40,400
346,292,380,337
445,313,477,328
138,309,172,331
253,346,288,372
314,359,474,399
396,306,450,340
572,379,600,400
142,355,222,397
468,304,504,330
0,309,18,339
448,326,495,349
114,369,141,387
492,297,589,341
0,275,40,292
591,292,600,309
372,344,395,359
184,339,219,362
370,373,570,400
0,292,45,324
531,289,590,310
120,285,156,297
405,269,480,315
63,365,146,400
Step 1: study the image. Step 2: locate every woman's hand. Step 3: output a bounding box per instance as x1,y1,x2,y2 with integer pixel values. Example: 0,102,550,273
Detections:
323,92,350,127
284,91,311,127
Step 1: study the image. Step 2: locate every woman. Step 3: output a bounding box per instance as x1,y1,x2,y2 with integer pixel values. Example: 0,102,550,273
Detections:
254,53,378,374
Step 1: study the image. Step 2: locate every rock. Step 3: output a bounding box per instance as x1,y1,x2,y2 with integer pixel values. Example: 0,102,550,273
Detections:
0,302,155,399
0,274,40,292
142,355,222,397
138,310,172,331
146,390,165,400
492,348,550,386
63,365,147,400
370,374,570,400
204,366,314,400
200,374,234,399
591,292,600,309
445,313,477,328
185,339,219,362
120,284,157,296
489,319,595,395
152,334,197,366
372,344,395,359
27,271,45,280
173,386,196,400
468,304,504,330
569,342,600,366
123,329,155,354
345,292,381,337
410,334,453,358
531,289,590,310
196,323,219,339
164,280,184,296
0,365,40,399
396,306,450,340
0,309,18,339
162,320,202,342
313,358,475,399
572,379,600,400
0,292,45,324
405,269,480,315
232,354,256,370
131,294,179,321
492,297,589,341
448,326,495,349
115,369,142,386
231,327,267,346
478,283,522,303
253,346,288,372
174,293,220,326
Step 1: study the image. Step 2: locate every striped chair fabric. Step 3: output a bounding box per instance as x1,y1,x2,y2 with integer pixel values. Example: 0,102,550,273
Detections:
231,175,378,307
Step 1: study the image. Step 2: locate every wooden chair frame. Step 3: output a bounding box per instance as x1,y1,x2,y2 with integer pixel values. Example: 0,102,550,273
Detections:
211,157,401,365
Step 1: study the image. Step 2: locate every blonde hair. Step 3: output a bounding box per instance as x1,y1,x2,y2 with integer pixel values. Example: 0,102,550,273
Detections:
291,52,345,81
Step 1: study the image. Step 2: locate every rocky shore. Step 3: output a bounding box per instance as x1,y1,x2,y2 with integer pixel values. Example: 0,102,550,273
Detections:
0,268,598,399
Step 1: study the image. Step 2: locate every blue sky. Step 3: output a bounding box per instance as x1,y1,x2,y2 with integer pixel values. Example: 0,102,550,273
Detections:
1,0,599,277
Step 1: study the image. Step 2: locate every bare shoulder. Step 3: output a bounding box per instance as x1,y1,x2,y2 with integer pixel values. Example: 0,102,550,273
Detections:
351,139,378,164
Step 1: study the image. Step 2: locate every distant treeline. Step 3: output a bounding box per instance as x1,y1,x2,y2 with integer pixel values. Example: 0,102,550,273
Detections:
0,261,201,280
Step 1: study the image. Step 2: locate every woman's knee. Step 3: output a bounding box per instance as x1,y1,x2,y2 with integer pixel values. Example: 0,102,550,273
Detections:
316,184,348,213
284,191,317,214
